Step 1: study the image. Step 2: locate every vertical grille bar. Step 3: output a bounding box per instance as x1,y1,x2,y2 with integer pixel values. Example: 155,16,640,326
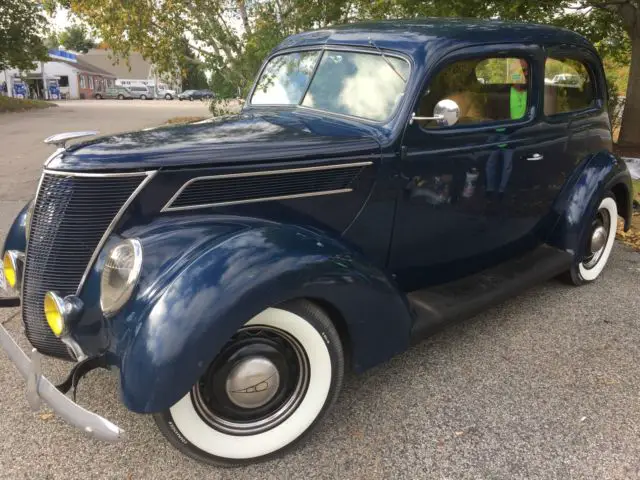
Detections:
22,172,144,359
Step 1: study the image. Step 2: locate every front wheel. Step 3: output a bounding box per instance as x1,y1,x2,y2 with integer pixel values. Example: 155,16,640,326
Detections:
165,94,173,100
117,94,124,100
140,94,147,100
154,300,344,466
564,194,618,285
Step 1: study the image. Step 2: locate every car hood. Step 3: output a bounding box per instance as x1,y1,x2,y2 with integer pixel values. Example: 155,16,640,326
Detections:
47,110,382,171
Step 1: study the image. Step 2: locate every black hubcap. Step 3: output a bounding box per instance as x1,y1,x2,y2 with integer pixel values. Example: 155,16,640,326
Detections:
191,326,309,435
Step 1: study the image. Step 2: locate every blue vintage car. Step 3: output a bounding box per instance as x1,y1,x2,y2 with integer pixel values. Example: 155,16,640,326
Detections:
0,19,634,466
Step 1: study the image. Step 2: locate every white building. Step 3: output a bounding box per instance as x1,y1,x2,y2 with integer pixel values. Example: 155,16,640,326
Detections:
1,49,116,100
81,49,180,96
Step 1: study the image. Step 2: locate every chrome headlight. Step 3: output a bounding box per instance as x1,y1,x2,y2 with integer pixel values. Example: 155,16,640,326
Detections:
100,239,143,317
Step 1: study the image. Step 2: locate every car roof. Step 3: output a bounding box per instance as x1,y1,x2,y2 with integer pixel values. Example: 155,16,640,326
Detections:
275,18,593,57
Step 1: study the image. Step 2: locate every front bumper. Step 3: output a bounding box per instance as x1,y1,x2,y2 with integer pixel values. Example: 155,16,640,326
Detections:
0,321,125,442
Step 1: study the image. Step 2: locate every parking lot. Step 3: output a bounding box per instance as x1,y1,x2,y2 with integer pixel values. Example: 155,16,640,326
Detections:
1,101,639,479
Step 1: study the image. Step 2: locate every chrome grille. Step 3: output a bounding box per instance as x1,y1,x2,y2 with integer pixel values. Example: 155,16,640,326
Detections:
23,172,144,359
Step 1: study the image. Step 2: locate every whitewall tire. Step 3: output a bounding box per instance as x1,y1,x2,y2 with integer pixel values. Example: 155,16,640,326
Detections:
566,194,618,285
154,300,345,466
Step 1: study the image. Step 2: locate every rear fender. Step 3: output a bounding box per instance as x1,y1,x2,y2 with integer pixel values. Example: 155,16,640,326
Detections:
110,217,412,413
547,151,632,255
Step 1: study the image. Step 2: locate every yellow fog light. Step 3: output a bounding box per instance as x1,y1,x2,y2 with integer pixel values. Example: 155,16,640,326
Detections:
44,292,66,337
3,252,18,289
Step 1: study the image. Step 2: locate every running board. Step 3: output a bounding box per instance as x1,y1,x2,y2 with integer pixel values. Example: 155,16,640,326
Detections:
408,245,572,343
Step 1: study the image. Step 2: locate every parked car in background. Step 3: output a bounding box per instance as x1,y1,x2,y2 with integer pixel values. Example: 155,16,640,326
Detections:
127,85,153,100
157,88,177,100
0,19,633,468
94,86,133,100
178,89,215,101
552,73,583,87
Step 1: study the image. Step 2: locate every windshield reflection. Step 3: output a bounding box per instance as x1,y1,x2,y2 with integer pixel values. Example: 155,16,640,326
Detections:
251,49,410,122
252,51,321,105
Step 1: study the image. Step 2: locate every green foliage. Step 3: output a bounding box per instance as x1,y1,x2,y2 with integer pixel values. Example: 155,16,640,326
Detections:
0,0,49,71
59,24,96,53
44,32,60,50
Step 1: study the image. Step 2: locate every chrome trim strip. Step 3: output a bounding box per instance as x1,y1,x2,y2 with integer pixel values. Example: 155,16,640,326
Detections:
75,170,158,295
165,188,353,212
43,148,65,167
21,172,46,324
161,161,372,212
43,169,154,178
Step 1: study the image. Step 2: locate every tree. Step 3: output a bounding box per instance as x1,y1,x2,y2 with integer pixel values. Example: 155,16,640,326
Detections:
180,42,209,90
59,24,96,53
44,32,60,50
0,0,49,71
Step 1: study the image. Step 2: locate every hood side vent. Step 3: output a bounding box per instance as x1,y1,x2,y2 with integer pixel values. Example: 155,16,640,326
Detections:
163,161,372,212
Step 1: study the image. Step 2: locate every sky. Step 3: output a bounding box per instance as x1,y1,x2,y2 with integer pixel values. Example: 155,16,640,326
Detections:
50,7,73,32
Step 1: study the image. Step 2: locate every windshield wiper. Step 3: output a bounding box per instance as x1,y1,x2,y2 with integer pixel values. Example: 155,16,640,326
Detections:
368,37,407,83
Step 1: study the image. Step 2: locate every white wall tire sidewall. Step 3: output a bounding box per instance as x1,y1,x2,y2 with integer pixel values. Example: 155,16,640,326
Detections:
168,307,332,460
578,197,617,282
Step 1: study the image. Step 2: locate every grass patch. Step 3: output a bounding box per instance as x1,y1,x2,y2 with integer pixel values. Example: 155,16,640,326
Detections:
0,96,56,113
164,116,208,125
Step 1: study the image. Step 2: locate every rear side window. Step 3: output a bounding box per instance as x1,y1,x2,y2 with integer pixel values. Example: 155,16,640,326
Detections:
418,56,530,128
544,57,595,115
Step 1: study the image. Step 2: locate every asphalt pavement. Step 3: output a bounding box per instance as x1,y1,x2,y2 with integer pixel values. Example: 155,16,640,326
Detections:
0,102,639,479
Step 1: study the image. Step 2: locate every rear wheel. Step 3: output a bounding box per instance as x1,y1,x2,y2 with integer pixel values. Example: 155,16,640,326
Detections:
95,94,102,99
154,300,344,466
117,94,124,100
165,93,173,100
140,94,147,100
564,194,617,285
189,96,194,101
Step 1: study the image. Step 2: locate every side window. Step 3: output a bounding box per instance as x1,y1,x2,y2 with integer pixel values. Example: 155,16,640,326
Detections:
544,57,594,115
418,56,530,128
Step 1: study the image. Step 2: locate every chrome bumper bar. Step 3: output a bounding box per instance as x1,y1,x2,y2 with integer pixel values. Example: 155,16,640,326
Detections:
0,322,125,442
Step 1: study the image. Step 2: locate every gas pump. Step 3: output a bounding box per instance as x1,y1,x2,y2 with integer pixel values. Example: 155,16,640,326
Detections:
48,79,60,100
13,81,27,99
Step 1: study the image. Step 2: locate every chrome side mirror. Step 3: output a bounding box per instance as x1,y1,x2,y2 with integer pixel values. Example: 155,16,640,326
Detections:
433,99,460,126
410,99,460,127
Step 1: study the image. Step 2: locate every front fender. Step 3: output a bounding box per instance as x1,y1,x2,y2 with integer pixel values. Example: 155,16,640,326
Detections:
2,201,30,255
113,217,411,413
547,151,632,255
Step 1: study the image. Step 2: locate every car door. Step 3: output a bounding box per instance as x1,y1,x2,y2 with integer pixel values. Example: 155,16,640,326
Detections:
389,44,555,290
536,46,609,210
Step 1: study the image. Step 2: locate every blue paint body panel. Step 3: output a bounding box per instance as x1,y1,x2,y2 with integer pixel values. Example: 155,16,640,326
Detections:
2,19,634,415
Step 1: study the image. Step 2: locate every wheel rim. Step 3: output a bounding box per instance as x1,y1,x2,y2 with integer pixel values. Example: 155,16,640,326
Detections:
582,208,611,270
191,325,310,436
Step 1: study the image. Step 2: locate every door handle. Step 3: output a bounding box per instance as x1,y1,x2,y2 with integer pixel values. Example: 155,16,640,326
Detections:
526,153,544,161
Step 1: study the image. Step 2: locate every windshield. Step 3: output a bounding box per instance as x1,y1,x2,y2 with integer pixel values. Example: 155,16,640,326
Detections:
251,49,410,122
